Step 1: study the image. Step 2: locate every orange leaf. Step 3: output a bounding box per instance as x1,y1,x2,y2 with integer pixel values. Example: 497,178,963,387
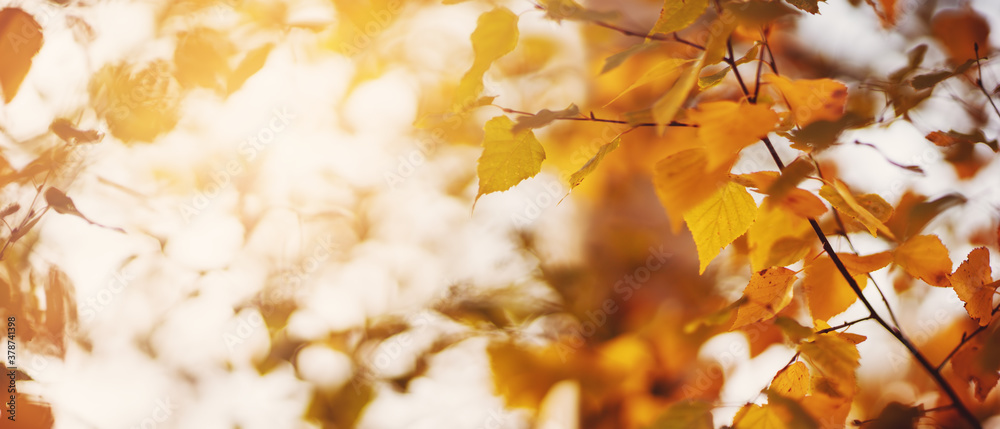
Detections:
893,234,952,287
732,267,797,329
950,247,998,326
819,181,895,240
839,251,893,275
800,393,852,429
688,101,779,169
931,8,990,65
652,148,732,233
952,320,1000,401
765,75,848,127
0,8,44,103
779,189,828,219
803,256,867,322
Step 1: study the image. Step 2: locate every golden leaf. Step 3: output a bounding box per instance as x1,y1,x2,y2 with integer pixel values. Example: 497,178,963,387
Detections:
684,181,758,273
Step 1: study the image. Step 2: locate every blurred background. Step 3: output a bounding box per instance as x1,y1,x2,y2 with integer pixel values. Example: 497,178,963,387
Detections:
1,0,999,428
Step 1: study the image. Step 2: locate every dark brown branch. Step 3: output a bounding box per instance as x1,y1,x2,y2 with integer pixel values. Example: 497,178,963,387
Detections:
492,105,696,128
729,40,982,429
724,38,751,97
808,153,903,329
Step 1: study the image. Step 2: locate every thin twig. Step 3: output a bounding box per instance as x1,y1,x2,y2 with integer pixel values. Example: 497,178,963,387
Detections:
816,316,874,334
533,4,705,50
974,43,1000,122
937,301,1000,371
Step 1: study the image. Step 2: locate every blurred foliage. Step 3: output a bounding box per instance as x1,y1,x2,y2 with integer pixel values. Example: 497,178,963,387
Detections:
2,0,1000,428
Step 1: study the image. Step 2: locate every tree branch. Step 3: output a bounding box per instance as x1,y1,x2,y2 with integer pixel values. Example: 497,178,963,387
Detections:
491,105,696,128
728,36,982,429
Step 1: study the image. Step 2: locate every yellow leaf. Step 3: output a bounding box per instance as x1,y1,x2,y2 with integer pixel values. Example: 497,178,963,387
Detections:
648,400,714,429
688,101,780,169
819,180,895,239
749,198,813,271
454,8,518,111
606,58,690,106
698,66,730,89
732,267,797,329
487,341,572,409
734,394,819,429
652,148,731,233
765,75,848,127
568,136,620,190
771,362,810,400
475,116,546,205
538,0,619,22
652,0,710,34
799,333,860,398
652,56,704,132
951,247,998,326
893,234,952,287
685,182,758,273
803,256,867,322
733,404,789,429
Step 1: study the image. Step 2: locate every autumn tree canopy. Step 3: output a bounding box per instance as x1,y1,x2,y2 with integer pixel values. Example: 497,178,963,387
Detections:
2,0,1000,428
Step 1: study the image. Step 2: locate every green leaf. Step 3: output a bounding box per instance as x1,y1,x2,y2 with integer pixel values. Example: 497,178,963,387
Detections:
475,116,546,206
568,136,620,190
454,8,519,111
651,0,710,34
